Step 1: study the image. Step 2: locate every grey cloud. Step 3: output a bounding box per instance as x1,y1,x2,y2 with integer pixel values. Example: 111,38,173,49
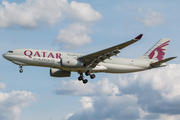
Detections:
0,90,37,120
0,0,103,49
61,64,180,120
0,0,66,28
55,23,92,49
55,78,118,96
137,8,165,27
68,95,140,120
116,64,180,115
0,0,102,29
68,1,102,22
143,113,160,119
0,82,7,91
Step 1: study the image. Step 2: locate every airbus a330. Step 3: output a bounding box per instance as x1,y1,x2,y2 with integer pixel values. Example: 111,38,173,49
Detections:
2,34,176,84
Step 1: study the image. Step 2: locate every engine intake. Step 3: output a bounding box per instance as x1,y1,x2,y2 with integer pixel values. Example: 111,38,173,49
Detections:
50,68,71,77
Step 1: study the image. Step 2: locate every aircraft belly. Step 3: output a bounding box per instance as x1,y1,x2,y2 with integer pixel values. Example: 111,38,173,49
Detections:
102,63,148,73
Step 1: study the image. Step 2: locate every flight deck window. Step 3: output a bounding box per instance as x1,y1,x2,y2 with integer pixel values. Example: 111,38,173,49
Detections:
7,51,13,53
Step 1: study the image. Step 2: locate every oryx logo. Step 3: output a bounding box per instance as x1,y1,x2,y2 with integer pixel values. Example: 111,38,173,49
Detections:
148,40,170,61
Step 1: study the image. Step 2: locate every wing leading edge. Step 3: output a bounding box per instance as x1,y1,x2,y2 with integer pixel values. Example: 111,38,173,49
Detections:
78,34,143,68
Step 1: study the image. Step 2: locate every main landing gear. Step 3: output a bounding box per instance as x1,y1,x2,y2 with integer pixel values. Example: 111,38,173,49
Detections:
85,70,96,79
78,71,96,84
19,65,23,73
78,74,88,84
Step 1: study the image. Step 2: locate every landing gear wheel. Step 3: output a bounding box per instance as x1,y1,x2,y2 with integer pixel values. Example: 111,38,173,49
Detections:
19,65,23,73
85,71,90,76
78,76,83,81
83,79,88,84
90,74,95,79
19,69,23,73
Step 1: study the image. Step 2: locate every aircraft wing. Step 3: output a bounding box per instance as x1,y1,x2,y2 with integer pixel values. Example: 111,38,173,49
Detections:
150,56,177,67
78,34,143,68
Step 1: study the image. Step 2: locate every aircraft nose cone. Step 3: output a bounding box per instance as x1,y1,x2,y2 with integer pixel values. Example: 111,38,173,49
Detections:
2,53,7,59
2,53,5,58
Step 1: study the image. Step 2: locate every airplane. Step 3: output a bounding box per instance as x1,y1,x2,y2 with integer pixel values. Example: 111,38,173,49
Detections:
2,34,177,84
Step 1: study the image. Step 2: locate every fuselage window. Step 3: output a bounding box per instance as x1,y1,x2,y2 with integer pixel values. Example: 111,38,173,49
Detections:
7,51,13,53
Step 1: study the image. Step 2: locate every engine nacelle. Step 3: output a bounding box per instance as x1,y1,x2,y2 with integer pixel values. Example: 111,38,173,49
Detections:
61,58,83,68
50,68,71,77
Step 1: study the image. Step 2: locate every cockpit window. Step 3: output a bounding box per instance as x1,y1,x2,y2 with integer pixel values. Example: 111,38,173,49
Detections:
7,51,13,53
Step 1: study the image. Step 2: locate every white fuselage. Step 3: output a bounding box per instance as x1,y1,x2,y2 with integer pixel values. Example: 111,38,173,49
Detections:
3,49,159,73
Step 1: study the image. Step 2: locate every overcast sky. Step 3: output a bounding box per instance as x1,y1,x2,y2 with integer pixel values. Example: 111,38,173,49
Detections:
0,0,180,120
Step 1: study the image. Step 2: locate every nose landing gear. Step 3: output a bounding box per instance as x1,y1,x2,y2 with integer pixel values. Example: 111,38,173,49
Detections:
19,65,23,73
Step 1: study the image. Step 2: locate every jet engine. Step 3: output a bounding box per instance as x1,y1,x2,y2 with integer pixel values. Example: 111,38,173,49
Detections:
61,58,83,68
50,68,71,77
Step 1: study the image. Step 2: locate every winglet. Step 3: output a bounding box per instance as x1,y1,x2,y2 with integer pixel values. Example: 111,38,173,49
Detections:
134,34,143,40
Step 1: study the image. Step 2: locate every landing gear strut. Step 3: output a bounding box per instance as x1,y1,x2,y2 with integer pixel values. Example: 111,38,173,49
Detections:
19,65,23,73
78,74,83,81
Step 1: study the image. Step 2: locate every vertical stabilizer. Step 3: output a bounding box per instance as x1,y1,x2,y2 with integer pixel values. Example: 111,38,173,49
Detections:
138,38,170,61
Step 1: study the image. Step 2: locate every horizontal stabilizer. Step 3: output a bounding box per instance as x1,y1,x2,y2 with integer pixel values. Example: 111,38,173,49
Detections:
150,56,177,67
